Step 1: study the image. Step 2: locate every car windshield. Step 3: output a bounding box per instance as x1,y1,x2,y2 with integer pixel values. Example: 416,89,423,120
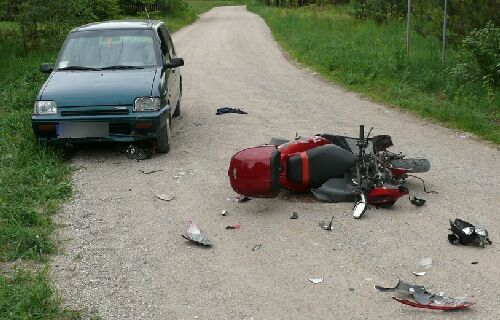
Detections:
57,29,159,70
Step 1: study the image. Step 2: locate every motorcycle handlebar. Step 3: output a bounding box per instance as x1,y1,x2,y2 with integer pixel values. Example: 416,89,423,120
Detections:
359,125,365,144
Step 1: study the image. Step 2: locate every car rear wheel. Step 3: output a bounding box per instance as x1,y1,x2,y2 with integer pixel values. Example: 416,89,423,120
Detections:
173,98,181,117
156,116,171,154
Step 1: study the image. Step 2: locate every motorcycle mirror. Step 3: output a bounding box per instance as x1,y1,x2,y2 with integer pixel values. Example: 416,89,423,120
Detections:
352,194,367,219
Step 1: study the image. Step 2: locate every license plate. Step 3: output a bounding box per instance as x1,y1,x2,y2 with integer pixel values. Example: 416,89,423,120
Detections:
57,122,109,138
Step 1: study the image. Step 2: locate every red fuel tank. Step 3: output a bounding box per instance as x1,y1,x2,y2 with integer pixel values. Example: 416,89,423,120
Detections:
228,145,281,198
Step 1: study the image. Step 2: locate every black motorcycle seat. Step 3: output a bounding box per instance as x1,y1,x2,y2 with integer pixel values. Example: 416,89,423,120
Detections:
286,144,356,188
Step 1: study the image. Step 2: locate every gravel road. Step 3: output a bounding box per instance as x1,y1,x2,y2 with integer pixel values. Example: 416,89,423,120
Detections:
51,6,500,320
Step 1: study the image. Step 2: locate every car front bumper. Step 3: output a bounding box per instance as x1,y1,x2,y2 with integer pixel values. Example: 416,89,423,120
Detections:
31,106,170,144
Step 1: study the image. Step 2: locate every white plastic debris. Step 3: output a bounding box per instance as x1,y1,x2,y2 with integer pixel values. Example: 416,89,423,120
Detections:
156,194,174,201
309,277,324,284
413,271,426,276
416,257,433,270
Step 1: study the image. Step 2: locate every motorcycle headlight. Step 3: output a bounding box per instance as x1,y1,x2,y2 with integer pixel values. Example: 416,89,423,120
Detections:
134,97,161,112
33,101,58,115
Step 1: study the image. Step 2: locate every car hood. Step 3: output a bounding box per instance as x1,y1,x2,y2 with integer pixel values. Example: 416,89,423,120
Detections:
39,68,159,107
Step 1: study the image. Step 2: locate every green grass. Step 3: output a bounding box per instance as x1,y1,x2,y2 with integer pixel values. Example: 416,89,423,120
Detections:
248,4,500,144
0,2,241,318
0,270,80,320
0,36,70,262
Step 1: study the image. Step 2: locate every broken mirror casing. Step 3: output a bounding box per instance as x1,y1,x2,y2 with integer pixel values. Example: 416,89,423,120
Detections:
448,218,492,248
182,221,212,247
375,280,473,310
126,144,154,160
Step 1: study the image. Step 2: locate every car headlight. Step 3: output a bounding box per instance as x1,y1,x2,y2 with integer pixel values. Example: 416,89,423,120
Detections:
134,97,161,112
33,101,57,115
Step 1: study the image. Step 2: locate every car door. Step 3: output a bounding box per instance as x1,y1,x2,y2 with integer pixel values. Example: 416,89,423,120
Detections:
161,25,181,107
156,27,175,114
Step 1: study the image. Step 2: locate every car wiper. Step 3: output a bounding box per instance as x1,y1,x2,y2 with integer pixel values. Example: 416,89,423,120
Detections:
100,65,145,70
58,66,102,71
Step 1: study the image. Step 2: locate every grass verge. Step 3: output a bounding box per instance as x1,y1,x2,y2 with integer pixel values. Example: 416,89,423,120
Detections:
248,4,499,144
0,270,80,319
0,2,241,318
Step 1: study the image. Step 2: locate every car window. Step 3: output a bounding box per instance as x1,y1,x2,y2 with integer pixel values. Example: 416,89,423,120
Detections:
156,28,171,63
160,25,175,57
57,29,160,69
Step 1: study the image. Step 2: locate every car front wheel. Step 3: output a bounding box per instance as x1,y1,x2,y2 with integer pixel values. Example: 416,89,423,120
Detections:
156,116,171,154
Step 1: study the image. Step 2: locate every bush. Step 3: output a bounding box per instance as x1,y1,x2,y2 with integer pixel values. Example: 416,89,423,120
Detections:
10,0,123,50
15,0,94,50
89,0,120,20
450,22,500,86
162,0,187,14
118,0,187,16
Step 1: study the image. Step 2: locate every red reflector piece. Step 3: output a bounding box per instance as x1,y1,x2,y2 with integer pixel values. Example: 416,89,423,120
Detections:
38,124,56,132
135,122,153,129
392,297,474,310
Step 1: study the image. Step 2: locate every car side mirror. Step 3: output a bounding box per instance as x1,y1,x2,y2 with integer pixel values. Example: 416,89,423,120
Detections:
165,57,184,69
40,63,54,74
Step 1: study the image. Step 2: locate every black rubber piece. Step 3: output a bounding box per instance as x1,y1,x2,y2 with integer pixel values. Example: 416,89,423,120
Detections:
286,154,303,184
269,138,289,146
269,148,281,196
390,158,430,173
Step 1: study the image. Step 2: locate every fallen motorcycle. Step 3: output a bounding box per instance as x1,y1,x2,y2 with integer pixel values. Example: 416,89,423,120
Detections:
228,125,431,219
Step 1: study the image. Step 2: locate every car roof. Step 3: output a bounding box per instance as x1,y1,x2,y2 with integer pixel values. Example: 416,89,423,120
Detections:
73,20,163,32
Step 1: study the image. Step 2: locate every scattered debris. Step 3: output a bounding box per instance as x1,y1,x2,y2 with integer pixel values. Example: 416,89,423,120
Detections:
237,195,252,203
448,219,492,248
290,212,299,219
410,196,426,207
416,257,433,271
252,244,262,251
216,107,247,115
412,272,426,277
309,278,324,284
319,215,334,230
225,224,241,230
349,288,355,292
126,144,153,160
375,280,473,310
181,220,212,247
221,210,228,216
156,194,174,202
139,169,163,174
471,261,478,265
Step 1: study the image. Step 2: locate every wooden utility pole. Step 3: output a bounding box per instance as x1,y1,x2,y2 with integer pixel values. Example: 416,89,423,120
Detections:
442,0,448,63
406,0,411,58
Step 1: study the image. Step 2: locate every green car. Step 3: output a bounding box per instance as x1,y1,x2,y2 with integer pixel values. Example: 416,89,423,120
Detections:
32,20,184,153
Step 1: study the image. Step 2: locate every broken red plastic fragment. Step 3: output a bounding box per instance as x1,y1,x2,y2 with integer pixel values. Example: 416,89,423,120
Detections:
225,224,241,230
392,297,474,310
